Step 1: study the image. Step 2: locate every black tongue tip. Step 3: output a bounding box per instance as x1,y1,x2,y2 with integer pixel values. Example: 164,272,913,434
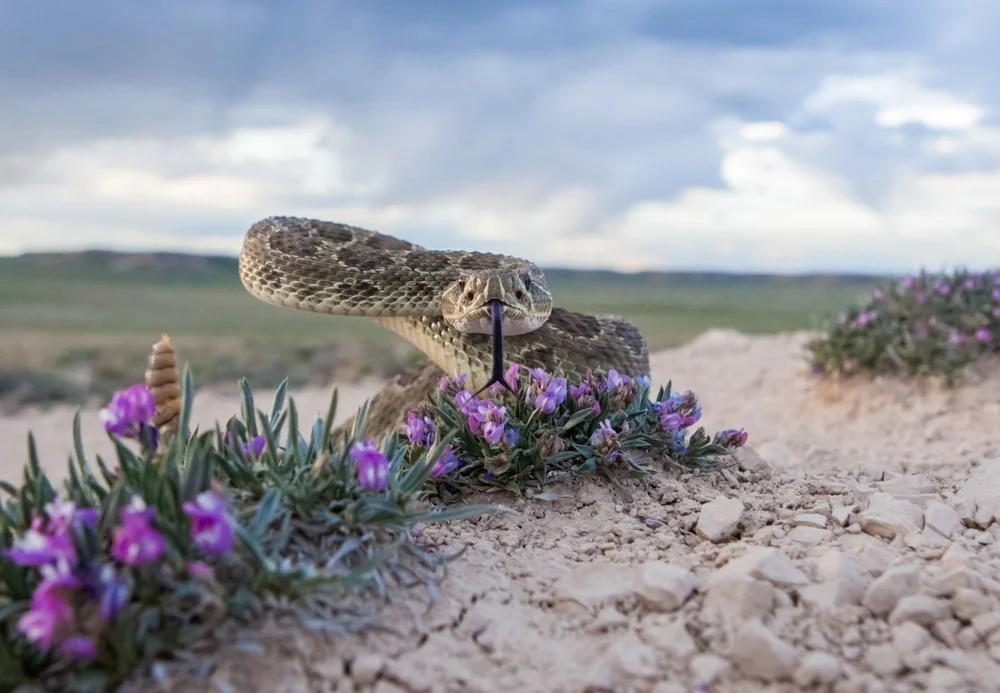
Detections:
473,299,516,397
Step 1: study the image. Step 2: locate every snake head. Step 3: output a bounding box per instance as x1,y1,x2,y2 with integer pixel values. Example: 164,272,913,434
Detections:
441,265,553,335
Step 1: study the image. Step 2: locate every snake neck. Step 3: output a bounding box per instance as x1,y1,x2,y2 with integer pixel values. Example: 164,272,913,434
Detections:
373,316,494,389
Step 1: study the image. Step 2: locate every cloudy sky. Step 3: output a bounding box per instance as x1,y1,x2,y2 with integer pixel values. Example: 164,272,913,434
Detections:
1,0,997,273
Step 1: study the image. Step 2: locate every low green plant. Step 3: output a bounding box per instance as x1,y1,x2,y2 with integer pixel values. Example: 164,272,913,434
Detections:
0,368,490,692
806,269,1000,383
395,364,749,497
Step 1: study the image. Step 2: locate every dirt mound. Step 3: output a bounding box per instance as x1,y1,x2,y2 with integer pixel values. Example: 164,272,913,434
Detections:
6,331,1000,692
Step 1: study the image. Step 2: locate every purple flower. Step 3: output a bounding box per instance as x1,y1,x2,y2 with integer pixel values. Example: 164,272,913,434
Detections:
534,377,568,414
714,428,749,448
99,384,156,438
853,311,877,328
4,527,72,567
993,306,1000,320
111,499,166,566
502,426,520,449
431,444,462,477
504,363,521,392
606,369,637,405
570,383,601,416
402,410,435,446
589,420,625,464
58,635,96,660
242,434,266,457
948,331,965,346
18,563,79,650
468,400,508,445
993,287,1000,303
186,560,216,582
934,280,951,296
900,276,916,290
183,491,234,557
975,328,992,343
651,390,701,430
18,605,71,651
351,440,390,491
98,565,131,622
454,390,480,416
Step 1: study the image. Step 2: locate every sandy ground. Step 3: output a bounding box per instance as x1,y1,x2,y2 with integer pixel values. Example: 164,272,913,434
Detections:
5,330,1000,692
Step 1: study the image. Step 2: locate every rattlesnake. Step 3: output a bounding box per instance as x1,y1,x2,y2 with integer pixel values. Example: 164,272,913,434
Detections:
238,216,650,440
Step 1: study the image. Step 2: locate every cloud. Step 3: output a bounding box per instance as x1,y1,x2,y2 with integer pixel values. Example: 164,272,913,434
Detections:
0,0,998,273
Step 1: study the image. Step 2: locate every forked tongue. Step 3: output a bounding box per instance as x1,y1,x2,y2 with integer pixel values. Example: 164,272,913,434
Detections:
474,299,516,396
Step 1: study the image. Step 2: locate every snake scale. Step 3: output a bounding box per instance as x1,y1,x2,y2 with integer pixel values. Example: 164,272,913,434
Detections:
238,216,650,440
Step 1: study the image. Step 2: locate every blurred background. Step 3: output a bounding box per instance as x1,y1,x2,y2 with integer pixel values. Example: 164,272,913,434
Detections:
1,0,997,411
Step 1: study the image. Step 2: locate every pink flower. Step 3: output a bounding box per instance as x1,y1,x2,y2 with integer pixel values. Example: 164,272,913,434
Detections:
350,440,390,491
430,445,462,477
111,499,165,566
468,400,508,445
183,491,234,556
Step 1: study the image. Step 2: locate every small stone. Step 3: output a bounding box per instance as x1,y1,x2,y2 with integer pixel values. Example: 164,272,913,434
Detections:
553,562,637,608
857,493,924,540
971,611,1000,639
689,653,730,685
696,495,745,542
729,620,797,681
702,575,775,623
794,651,843,687
732,445,773,478
609,632,661,680
924,501,965,539
863,643,904,676
931,619,961,647
975,506,995,529
892,621,930,653
880,473,940,499
350,654,385,685
840,533,901,576
951,588,991,621
889,594,952,627
948,496,977,525
960,458,1000,519
925,666,966,691
641,618,697,661
587,606,629,633
634,562,696,611
831,505,854,527
707,546,810,589
863,563,921,616
858,462,887,481
794,513,828,528
787,526,832,545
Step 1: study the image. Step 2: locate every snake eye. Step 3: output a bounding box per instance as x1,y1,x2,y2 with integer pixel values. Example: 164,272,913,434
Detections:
515,290,524,300
465,290,475,301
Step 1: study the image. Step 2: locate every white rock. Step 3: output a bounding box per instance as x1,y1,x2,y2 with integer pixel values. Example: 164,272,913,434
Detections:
831,505,855,527
689,653,730,685
892,621,930,653
960,458,1000,519
609,632,661,680
634,562,696,611
696,495,744,542
794,513,828,529
889,594,951,626
948,495,977,525
863,563,921,616
787,526,832,545
951,588,992,621
925,501,965,539
728,620,798,682
641,619,697,661
350,654,385,685
702,575,776,623
925,666,967,692
732,445,773,478
707,547,810,589
839,533,902,576
880,473,940,500
553,562,637,608
794,651,843,687
801,550,870,608
857,493,924,540
974,506,995,529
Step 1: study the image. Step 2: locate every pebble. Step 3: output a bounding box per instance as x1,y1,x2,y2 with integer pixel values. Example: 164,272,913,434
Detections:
696,495,745,542
831,505,855,527
634,562,696,611
800,550,870,608
688,653,730,685
924,501,965,539
350,654,385,685
794,651,843,687
888,594,952,626
863,563,921,616
552,562,637,607
702,574,776,623
959,458,1000,519
794,512,828,528
707,546,810,589
728,620,798,682
857,492,925,539
787,525,832,545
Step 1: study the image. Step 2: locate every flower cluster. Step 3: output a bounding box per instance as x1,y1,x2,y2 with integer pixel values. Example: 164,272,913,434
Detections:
99,383,159,451
3,489,234,663
807,269,1000,382
400,364,747,492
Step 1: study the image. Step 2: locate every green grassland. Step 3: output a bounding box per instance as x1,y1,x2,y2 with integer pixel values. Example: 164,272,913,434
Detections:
0,251,883,408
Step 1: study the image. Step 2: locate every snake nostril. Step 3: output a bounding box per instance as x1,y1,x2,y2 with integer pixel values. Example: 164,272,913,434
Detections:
465,291,475,302
515,290,524,300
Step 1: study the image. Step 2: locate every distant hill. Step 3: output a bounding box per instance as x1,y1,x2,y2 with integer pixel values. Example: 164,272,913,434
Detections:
0,250,889,288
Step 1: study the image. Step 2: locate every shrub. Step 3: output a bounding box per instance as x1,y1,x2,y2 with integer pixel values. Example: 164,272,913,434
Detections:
806,269,1000,383
0,367,489,692
394,364,749,497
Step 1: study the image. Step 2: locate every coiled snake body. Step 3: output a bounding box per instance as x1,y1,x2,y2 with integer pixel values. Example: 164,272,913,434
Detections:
238,217,650,439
